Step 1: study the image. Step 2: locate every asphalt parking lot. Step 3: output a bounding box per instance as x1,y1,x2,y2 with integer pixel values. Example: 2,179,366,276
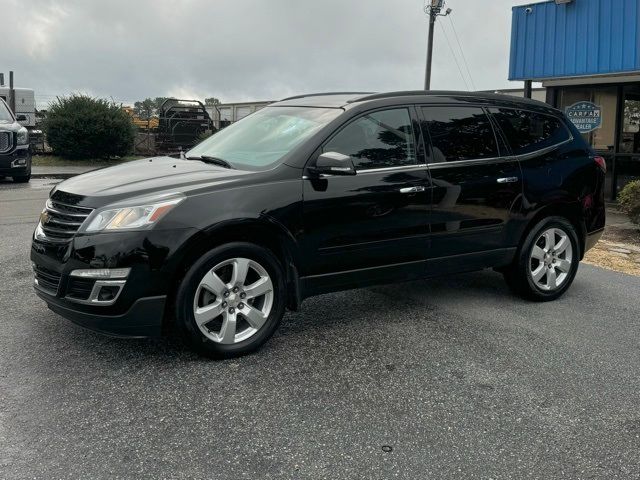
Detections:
1,179,640,479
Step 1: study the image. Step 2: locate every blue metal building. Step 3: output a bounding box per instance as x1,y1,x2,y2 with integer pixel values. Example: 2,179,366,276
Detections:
509,0,640,198
510,0,640,82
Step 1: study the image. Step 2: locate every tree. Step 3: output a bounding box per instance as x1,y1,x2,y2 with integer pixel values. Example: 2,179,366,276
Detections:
132,97,171,118
133,98,156,119
153,97,169,111
205,97,221,106
44,94,135,159
132,97,169,119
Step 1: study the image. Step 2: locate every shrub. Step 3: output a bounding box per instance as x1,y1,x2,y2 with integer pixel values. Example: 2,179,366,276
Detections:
618,180,640,224
44,94,135,159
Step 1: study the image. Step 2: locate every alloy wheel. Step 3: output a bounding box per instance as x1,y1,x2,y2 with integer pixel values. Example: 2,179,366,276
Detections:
529,227,573,291
193,257,274,344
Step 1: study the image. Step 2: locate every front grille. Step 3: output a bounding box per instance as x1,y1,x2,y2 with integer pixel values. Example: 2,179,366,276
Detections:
34,265,62,295
38,199,93,243
0,132,11,153
66,277,96,301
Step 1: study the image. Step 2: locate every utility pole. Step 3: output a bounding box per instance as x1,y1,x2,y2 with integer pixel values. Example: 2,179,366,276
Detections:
524,79,532,99
9,71,16,114
424,1,452,90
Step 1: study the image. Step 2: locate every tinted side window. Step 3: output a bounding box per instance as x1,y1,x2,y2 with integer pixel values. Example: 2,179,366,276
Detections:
422,106,498,162
490,108,571,155
324,108,416,170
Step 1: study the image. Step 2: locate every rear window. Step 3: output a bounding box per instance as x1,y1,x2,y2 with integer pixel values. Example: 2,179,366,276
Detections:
489,108,571,155
421,106,498,162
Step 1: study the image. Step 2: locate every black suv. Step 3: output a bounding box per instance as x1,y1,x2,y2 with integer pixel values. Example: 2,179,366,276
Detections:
0,97,31,182
31,91,606,357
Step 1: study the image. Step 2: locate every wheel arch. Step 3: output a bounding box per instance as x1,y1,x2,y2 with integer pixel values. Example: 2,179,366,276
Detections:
163,217,302,332
520,202,587,259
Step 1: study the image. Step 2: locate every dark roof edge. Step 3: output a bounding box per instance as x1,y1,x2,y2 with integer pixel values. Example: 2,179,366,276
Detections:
280,92,375,102
347,90,553,108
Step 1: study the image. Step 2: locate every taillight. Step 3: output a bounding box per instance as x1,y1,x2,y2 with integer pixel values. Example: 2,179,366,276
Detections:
593,155,606,173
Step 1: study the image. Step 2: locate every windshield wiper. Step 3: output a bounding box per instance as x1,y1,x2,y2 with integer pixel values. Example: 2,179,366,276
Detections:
186,155,233,169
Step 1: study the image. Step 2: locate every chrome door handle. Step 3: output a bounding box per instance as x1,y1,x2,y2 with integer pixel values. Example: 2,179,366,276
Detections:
497,177,519,184
399,186,426,194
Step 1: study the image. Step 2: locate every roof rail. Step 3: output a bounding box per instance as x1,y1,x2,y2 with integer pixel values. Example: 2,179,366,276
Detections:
280,92,374,102
346,90,431,103
347,90,553,108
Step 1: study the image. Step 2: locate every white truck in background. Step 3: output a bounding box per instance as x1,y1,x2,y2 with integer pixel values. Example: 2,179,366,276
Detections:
0,87,36,128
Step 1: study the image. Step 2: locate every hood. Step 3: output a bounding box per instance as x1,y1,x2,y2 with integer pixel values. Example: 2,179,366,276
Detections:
0,120,22,132
51,157,256,208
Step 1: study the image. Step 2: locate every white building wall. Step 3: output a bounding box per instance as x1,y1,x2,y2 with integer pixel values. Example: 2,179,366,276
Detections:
206,101,273,129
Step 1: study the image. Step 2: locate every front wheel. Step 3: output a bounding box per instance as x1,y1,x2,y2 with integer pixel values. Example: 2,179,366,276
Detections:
176,242,286,358
504,217,580,301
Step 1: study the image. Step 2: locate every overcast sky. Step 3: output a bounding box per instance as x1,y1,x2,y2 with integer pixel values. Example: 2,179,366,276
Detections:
2,0,530,108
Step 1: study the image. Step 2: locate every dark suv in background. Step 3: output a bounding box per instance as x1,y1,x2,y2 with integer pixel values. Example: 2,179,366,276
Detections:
0,97,31,182
31,91,606,357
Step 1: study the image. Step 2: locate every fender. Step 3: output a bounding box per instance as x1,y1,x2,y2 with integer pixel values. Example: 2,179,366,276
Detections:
167,215,304,313
518,200,587,258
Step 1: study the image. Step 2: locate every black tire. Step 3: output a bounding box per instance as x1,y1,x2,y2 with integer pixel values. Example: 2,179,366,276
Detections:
503,216,580,302
13,174,31,183
176,242,286,358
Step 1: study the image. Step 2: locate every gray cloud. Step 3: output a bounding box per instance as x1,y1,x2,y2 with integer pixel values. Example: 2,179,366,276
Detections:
1,0,524,108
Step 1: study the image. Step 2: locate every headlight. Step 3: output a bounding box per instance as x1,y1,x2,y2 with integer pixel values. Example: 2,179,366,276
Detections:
17,127,28,145
84,194,185,232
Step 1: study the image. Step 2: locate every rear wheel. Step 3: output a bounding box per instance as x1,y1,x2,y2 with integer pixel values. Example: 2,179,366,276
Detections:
504,217,580,301
176,242,286,358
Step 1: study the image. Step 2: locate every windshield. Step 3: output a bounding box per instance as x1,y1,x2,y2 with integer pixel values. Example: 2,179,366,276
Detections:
186,106,342,170
0,100,14,122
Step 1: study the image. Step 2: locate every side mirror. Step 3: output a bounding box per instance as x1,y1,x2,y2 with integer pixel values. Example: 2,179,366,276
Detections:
16,115,27,122
312,151,357,176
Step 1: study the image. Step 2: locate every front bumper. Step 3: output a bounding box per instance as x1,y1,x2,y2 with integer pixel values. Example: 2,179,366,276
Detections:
0,145,31,176
31,226,199,338
36,289,166,337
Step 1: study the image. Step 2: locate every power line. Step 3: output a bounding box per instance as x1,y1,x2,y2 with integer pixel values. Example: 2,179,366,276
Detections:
448,15,476,91
438,21,470,91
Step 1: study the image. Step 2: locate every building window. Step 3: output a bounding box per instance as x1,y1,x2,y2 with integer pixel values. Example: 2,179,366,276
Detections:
558,87,617,152
620,85,640,154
